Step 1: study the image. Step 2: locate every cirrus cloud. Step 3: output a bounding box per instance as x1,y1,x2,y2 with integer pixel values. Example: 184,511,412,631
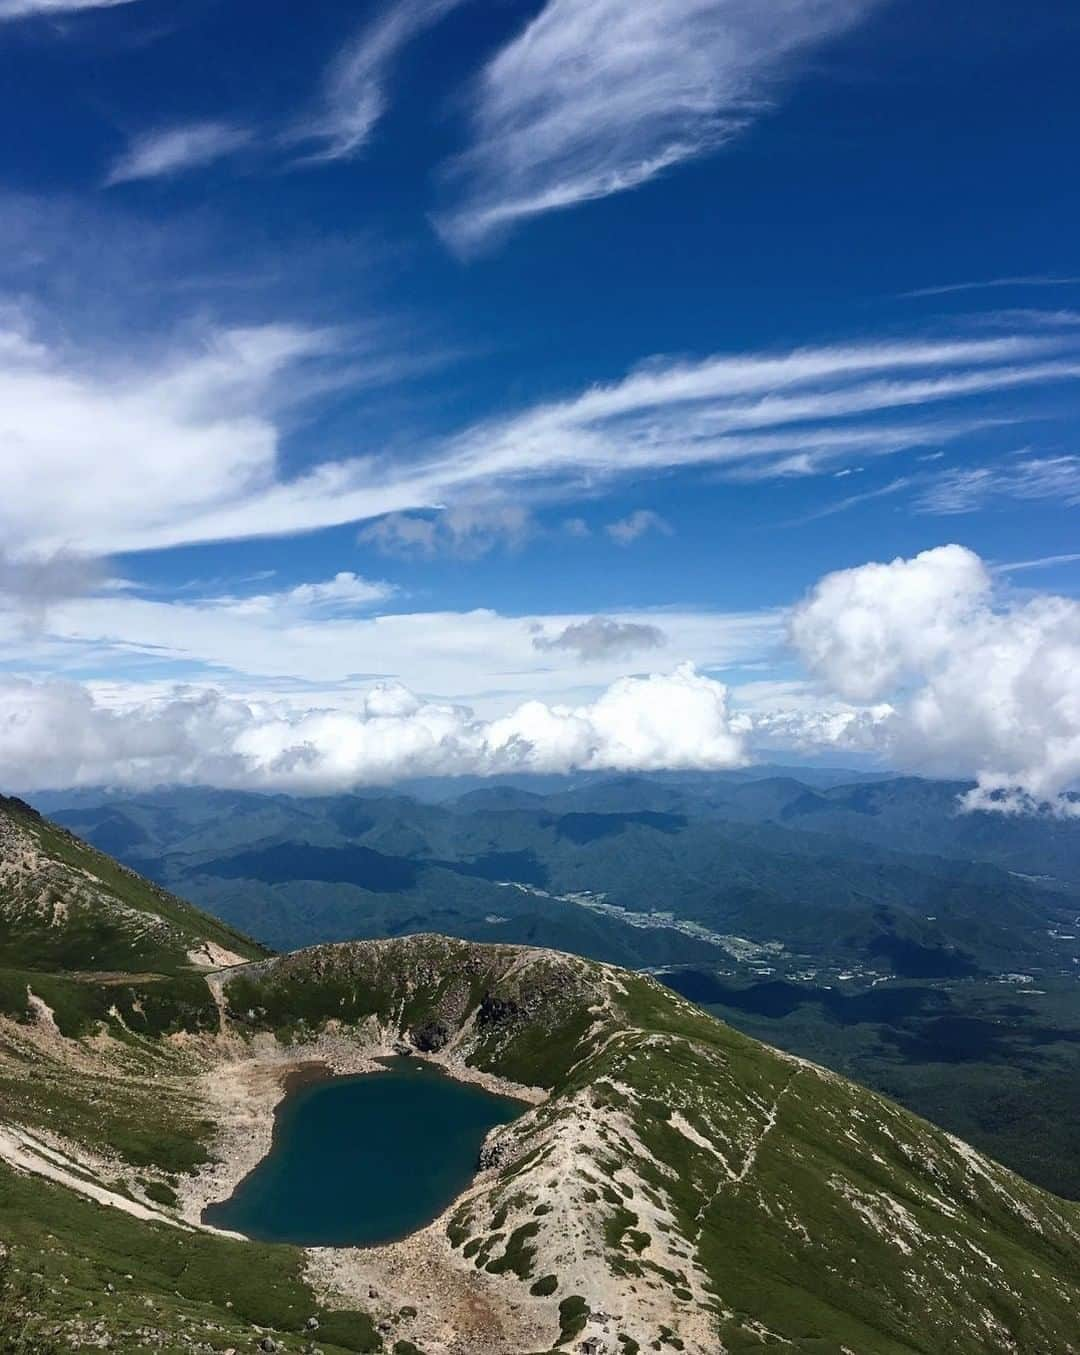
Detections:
436,0,881,252
3,315,1079,562
105,122,254,187
0,0,136,18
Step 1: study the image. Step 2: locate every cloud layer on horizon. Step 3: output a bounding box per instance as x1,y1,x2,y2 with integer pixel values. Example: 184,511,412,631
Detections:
1,547,1076,814
0,663,748,792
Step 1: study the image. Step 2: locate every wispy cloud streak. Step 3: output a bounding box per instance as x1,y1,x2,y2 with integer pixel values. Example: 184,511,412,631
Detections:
993,552,1080,574
0,0,136,18
902,275,1080,299
916,454,1080,514
289,0,465,163
2,321,1079,559
436,0,878,251
105,121,253,186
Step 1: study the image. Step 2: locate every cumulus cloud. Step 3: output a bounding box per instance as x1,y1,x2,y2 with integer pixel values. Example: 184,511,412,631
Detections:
789,545,1080,813
532,616,667,662
605,510,673,546
790,543,990,703
289,0,464,163
743,701,896,758
436,0,879,251
105,122,253,187
0,663,747,793
2,545,1075,812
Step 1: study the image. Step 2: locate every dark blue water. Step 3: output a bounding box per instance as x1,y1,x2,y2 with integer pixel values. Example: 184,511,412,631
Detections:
203,1058,523,1246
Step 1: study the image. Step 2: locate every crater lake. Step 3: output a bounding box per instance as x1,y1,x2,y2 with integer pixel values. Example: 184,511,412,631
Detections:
203,1058,525,1246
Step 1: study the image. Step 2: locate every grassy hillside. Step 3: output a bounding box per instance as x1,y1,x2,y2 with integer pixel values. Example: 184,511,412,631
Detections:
660,968,1080,1201
0,793,267,1047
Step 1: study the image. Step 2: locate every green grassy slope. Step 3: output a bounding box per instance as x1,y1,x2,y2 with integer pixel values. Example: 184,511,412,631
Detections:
0,795,388,1353
0,794,265,975
0,1164,380,1355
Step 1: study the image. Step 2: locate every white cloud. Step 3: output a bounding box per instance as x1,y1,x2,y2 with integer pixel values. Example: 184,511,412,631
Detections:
204,572,395,619
902,276,1080,299
289,0,464,163
0,0,135,18
105,122,253,187
742,698,896,758
2,318,1079,562
789,475,911,524
605,510,672,546
358,504,532,558
9,583,778,707
0,663,747,792
789,543,990,703
436,0,879,251
532,616,667,661
915,455,1080,514
2,546,1076,812
0,320,348,560
431,335,1080,498
789,545,1080,813
994,552,1080,575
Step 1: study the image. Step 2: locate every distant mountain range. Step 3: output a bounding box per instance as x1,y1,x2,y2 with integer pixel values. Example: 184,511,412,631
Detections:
35,773,1080,978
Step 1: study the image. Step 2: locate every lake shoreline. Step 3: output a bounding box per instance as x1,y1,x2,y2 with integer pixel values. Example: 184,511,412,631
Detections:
178,1021,544,1239
201,1055,526,1247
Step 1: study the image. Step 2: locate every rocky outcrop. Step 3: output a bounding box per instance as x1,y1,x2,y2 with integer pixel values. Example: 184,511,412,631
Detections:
411,1019,450,1052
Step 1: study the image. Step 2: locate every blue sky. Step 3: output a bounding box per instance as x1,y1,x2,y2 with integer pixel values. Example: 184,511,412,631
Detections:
0,0,1078,803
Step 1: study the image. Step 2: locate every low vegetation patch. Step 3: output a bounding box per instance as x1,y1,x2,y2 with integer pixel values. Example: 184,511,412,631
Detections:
557,1295,590,1345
